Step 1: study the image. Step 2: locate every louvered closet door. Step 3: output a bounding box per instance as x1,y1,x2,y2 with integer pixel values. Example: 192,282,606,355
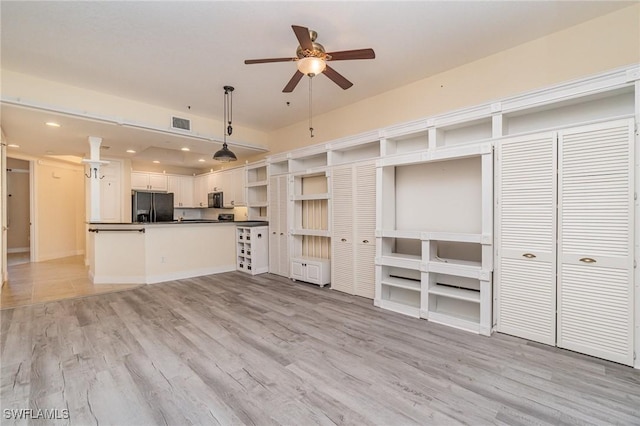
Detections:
277,175,290,277
331,165,354,294
558,119,634,366
496,132,557,345
354,161,377,299
268,176,280,274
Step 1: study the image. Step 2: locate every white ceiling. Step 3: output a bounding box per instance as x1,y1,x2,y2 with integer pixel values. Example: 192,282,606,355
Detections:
0,1,633,169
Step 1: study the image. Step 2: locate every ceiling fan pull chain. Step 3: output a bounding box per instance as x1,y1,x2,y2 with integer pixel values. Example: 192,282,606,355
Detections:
309,76,314,138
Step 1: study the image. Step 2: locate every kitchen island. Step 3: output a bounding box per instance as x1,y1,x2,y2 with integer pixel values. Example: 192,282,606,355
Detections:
86,221,267,284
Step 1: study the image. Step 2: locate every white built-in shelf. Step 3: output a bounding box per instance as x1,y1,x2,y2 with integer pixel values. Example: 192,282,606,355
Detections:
377,253,423,270
376,229,423,239
248,202,268,208
428,311,480,333
378,299,420,318
429,284,480,303
427,232,484,244
291,229,331,237
428,259,483,279
246,180,268,188
292,193,330,201
377,142,492,168
381,276,421,292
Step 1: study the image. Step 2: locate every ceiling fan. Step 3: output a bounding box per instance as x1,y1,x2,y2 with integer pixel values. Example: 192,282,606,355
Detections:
244,25,375,93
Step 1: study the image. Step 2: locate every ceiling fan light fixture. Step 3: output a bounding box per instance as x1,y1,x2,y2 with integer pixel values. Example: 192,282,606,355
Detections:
297,57,326,76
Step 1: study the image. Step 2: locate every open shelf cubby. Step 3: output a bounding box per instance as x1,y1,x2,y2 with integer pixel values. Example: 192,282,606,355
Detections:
379,266,421,317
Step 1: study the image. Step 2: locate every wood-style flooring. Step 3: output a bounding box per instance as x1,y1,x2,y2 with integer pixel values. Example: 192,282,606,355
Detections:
1,256,140,309
1,271,639,425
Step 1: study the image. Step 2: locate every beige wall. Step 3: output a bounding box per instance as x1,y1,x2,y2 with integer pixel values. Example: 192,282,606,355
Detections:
35,159,86,261
263,4,640,156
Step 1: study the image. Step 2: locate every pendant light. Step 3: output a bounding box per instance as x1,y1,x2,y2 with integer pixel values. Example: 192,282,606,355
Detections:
213,85,237,162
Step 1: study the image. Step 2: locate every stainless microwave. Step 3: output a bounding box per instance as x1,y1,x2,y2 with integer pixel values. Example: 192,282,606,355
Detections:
208,192,223,208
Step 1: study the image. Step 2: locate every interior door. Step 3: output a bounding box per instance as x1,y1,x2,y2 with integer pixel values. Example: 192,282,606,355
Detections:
268,176,280,274
557,119,634,366
496,131,557,345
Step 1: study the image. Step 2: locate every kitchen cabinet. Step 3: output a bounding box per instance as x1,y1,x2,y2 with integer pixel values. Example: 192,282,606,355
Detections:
218,167,246,207
131,171,168,192
331,161,376,298
290,257,330,286
167,175,194,208
193,175,208,208
268,175,289,277
496,119,634,366
236,225,269,275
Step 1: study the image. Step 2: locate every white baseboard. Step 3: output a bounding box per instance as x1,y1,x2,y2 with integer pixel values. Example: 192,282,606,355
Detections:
7,247,29,254
36,249,85,262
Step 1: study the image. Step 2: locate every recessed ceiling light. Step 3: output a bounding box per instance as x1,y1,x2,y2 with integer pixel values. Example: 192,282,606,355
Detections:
46,150,54,154
126,149,136,154
7,144,19,148
181,147,190,152
152,160,160,164
45,122,61,127
198,159,205,162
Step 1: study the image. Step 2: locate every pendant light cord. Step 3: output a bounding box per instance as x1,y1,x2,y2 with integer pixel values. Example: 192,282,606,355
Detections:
308,76,314,138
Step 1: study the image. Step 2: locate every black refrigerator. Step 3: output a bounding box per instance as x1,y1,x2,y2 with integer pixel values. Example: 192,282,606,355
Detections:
132,191,174,222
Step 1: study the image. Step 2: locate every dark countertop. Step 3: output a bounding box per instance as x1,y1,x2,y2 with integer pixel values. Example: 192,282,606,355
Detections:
88,220,268,226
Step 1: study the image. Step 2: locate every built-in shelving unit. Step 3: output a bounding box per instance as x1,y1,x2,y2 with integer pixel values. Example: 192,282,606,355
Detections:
246,161,269,221
258,65,640,361
290,170,331,286
375,142,493,335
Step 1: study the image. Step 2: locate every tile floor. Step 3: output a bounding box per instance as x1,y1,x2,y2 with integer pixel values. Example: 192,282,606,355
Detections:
1,255,140,309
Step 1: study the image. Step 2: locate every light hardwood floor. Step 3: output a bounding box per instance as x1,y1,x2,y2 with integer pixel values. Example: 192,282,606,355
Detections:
1,271,639,425
1,256,140,309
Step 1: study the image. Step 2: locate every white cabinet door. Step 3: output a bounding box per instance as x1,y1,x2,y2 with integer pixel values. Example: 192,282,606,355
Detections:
330,161,376,298
180,176,194,208
496,131,557,345
290,259,304,281
167,176,182,207
331,165,354,294
148,174,168,191
131,171,150,190
268,175,289,277
354,162,376,299
131,172,167,192
557,119,634,366
193,175,208,207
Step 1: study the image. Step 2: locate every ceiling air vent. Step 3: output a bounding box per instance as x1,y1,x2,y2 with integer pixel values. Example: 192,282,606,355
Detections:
171,116,191,132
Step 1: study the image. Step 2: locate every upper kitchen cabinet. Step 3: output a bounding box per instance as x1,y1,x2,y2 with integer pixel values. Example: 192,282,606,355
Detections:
217,167,246,207
131,171,168,192
193,174,208,208
167,175,195,208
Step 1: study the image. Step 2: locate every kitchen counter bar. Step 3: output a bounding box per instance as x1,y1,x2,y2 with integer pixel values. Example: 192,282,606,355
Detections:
87,221,265,284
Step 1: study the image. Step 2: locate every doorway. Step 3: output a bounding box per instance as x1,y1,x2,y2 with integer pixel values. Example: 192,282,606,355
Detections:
6,158,31,266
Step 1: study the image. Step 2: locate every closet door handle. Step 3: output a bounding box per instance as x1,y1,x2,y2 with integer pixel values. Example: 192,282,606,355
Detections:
341,238,347,242
363,240,369,244
579,257,596,264
522,253,536,259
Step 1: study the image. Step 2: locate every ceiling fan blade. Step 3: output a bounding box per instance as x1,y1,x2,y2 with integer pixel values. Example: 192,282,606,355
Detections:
244,57,296,64
292,25,313,50
327,48,376,61
283,70,304,93
323,65,353,90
